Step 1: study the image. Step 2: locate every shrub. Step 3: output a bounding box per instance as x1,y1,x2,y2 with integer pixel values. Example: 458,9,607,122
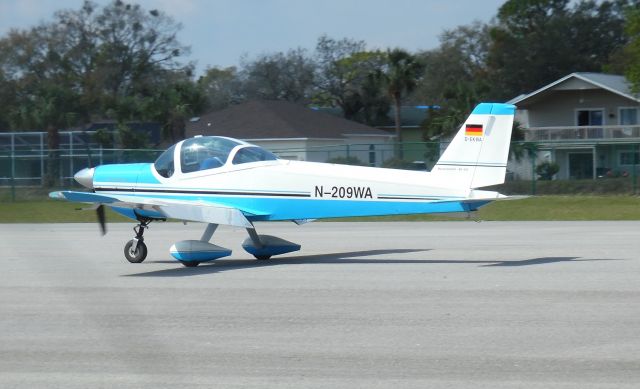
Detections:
381,158,418,170
326,156,366,166
536,162,559,180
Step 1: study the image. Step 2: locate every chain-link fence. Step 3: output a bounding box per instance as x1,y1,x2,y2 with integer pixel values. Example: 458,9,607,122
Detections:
1,141,639,201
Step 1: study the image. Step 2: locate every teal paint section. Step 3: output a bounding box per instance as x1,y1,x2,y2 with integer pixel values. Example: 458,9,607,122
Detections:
60,191,117,203
471,103,515,116
136,164,162,184
169,250,231,262
242,242,301,257
491,104,516,115
94,163,159,185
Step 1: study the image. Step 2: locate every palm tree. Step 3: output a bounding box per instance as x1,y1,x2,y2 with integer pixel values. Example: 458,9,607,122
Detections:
384,49,425,159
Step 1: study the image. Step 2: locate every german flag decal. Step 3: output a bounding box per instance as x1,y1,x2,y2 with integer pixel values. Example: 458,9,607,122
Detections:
465,124,483,136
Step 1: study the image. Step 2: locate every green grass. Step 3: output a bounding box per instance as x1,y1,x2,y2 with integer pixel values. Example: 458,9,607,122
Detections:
1,196,640,222
0,200,131,223
478,196,640,221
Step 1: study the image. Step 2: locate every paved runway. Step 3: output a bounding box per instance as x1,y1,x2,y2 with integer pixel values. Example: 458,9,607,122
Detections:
0,221,639,388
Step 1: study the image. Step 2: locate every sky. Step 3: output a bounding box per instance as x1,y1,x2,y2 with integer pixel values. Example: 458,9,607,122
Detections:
0,0,505,75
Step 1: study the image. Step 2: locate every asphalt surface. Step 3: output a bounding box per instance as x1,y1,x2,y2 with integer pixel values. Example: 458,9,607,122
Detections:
0,221,639,388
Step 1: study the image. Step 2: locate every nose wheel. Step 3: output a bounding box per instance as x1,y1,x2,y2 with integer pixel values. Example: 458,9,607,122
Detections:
124,217,152,263
124,239,147,263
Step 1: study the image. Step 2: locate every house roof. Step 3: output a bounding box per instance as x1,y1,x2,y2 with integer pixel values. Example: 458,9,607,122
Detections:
507,72,639,107
185,100,391,140
313,105,436,127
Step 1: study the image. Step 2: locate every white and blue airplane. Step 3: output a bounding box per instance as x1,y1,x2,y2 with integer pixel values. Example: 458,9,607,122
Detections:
50,103,515,267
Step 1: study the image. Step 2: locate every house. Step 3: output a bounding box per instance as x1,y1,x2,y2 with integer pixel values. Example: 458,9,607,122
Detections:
185,100,394,165
313,105,435,162
508,72,640,179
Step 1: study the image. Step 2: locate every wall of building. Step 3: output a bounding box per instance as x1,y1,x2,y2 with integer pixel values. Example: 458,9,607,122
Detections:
248,137,393,166
526,90,639,127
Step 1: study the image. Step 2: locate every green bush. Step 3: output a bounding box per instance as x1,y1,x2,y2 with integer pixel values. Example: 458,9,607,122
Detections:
326,156,366,166
381,158,417,170
490,177,637,195
536,162,559,180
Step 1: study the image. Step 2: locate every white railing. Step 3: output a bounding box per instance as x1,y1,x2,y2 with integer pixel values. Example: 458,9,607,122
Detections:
525,125,640,141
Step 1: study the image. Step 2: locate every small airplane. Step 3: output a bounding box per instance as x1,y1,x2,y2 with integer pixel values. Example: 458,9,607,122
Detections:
50,102,515,267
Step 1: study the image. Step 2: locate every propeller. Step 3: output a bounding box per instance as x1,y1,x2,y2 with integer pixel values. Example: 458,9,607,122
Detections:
96,204,107,235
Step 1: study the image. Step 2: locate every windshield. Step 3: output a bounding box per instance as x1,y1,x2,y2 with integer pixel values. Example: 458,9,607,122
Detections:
180,137,242,173
154,145,176,178
232,146,278,165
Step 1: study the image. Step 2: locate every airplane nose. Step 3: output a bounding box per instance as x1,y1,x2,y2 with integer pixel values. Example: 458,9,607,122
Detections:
74,167,95,189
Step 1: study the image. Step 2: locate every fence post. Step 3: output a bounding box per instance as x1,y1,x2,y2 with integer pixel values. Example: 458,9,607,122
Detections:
530,149,537,195
10,149,16,202
634,143,638,195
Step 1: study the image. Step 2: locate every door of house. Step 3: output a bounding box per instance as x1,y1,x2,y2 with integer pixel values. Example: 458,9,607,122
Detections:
568,152,594,179
618,107,639,138
576,109,604,138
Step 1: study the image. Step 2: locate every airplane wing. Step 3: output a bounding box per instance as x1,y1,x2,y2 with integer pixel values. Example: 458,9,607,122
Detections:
49,191,255,228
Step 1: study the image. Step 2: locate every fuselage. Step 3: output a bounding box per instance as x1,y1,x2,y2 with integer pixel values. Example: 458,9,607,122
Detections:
90,158,493,221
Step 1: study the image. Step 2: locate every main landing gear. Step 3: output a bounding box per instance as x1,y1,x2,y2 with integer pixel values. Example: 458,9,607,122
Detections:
124,216,153,263
241,227,301,261
122,217,302,266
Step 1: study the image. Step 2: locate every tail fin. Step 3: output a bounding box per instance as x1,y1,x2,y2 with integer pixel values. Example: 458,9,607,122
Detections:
431,103,515,189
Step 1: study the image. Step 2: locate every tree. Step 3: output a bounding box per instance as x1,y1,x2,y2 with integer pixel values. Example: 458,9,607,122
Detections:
92,0,188,100
487,0,629,100
621,4,640,92
313,35,366,110
359,70,390,126
312,36,391,124
383,49,425,158
240,48,315,102
414,22,491,106
198,66,244,111
0,0,197,186
144,72,207,142
0,0,192,131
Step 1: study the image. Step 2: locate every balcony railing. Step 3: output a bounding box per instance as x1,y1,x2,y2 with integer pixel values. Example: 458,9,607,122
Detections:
525,125,640,142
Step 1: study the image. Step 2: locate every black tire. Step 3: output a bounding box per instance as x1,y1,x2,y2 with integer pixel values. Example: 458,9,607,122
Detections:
254,255,271,260
124,240,147,263
182,261,200,267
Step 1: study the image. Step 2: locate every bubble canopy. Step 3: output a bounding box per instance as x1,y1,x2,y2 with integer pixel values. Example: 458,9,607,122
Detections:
154,136,279,178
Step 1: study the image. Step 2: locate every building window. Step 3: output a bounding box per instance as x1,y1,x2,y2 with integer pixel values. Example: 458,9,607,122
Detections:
619,108,638,125
619,151,640,166
576,109,604,139
577,109,603,126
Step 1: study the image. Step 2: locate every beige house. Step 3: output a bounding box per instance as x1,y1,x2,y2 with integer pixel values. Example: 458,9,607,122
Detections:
509,73,640,179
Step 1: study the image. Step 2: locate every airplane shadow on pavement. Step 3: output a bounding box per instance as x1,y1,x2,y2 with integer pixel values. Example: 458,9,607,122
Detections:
123,249,622,278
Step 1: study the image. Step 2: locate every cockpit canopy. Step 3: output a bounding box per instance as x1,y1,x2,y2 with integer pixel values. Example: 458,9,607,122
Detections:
154,136,279,178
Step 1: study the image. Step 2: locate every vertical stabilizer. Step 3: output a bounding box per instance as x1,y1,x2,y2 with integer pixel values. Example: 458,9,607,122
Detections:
431,103,515,189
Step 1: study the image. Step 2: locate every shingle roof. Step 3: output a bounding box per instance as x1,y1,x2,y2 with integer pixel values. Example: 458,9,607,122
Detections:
185,100,390,139
508,72,639,106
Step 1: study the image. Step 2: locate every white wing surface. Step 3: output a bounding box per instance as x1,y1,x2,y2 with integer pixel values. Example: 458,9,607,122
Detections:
50,191,254,228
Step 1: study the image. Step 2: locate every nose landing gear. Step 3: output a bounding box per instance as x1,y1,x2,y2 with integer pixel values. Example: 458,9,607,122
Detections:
124,217,153,263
